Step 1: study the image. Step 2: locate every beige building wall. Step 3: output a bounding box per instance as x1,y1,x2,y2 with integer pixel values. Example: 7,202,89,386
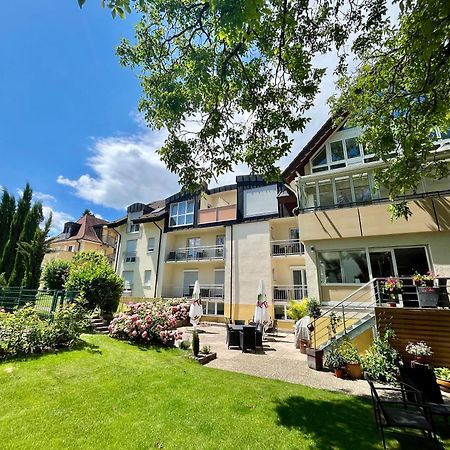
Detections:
116,220,163,298
199,190,237,209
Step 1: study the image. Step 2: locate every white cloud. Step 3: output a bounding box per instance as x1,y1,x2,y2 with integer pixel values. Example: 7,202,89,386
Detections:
34,191,57,203
42,205,74,236
58,127,180,210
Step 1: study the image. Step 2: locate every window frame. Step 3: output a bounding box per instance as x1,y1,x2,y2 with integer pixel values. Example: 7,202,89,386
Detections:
143,270,152,287
147,237,156,253
169,199,195,227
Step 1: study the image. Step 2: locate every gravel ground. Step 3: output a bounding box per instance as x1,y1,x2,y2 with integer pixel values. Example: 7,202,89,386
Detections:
180,323,372,398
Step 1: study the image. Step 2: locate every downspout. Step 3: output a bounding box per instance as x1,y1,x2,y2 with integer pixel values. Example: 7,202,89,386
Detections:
110,227,121,273
153,221,163,298
230,225,233,321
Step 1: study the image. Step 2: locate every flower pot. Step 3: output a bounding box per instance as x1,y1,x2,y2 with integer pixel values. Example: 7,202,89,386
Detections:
436,378,450,393
299,339,309,354
417,287,439,308
346,363,363,379
334,368,346,378
387,302,397,307
306,348,323,371
414,355,427,364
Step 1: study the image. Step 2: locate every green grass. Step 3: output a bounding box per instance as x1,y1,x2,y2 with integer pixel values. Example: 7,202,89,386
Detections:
0,335,448,450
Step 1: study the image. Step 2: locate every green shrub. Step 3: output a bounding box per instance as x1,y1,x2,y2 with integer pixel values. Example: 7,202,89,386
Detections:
306,298,321,319
435,367,450,381
324,343,345,370
192,330,200,356
65,251,123,314
0,302,88,360
202,344,210,354
339,338,361,364
286,299,308,320
362,328,402,384
179,340,191,351
41,259,71,290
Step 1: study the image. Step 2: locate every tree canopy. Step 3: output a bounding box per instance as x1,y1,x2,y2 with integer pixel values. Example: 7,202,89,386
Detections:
79,0,450,217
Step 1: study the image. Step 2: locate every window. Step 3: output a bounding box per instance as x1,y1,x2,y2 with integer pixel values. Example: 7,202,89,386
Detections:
335,177,352,206
122,271,134,290
289,228,299,241
243,184,278,218
318,180,334,207
437,127,450,140
67,245,74,252
169,200,195,227
147,237,155,253
143,270,152,287
128,223,140,233
345,137,361,159
330,141,344,162
319,250,369,284
125,239,137,263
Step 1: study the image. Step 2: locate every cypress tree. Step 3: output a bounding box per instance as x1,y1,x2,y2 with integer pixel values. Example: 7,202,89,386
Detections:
0,183,33,280
0,190,16,258
9,202,43,286
19,214,52,290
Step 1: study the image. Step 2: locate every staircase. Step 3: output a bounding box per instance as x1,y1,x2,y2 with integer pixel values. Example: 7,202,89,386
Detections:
311,279,380,353
90,314,110,335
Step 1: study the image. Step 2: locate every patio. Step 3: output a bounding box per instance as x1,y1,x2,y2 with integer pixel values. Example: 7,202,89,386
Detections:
181,323,371,397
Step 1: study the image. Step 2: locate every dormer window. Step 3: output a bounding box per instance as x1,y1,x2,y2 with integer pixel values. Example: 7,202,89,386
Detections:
128,223,140,233
169,199,195,227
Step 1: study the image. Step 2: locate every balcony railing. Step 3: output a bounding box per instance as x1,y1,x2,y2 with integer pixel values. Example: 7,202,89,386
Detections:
271,239,304,256
166,245,225,262
166,284,225,299
198,205,237,225
273,285,308,301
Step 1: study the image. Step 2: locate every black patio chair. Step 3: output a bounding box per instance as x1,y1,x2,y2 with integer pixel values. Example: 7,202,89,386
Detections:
240,326,256,353
256,323,263,348
234,319,245,325
400,366,450,424
366,377,437,449
226,324,240,349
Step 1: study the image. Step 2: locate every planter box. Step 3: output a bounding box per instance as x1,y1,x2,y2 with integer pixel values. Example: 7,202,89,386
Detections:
437,378,450,393
346,363,363,379
417,287,439,308
306,348,323,371
192,352,217,365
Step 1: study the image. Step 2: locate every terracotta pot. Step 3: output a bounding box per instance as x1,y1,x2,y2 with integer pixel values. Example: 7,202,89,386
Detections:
346,363,363,379
335,368,346,378
437,378,450,393
387,302,397,307
299,339,309,354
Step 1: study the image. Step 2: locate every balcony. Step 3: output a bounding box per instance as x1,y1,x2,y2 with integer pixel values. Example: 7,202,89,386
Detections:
166,245,225,262
198,205,236,225
165,284,225,299
271,239,304,256
273,285,308,302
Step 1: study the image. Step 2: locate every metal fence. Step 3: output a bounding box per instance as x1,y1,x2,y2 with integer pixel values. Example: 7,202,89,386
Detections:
0,288,79,316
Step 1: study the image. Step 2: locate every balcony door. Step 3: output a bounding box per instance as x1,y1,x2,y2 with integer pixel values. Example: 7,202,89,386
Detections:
183,270,198,297
368,250,396,278
186,237,200,259
214,269,225,298
292,268,307,300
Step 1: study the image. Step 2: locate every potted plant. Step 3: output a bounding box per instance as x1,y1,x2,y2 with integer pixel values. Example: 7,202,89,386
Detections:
383,277,403,306
305,298,323,369
324,344,346,378
412,272,439,307
435,367,450,392
406,341,433,364
340,339,363,379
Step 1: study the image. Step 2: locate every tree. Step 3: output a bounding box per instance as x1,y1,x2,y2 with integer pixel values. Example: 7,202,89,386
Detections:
41,259,71,290
17,214,52,290
80,0,450,211
82,209,93,216
8,202,44,286
65,251,123,314
0,190,15,258
0,184,32,280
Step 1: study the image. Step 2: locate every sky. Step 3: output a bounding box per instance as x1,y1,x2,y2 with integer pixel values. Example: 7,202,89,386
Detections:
0,1,338,235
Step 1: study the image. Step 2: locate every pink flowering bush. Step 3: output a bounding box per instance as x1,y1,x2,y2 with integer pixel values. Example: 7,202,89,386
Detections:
168,301,190,322
108,302,183,345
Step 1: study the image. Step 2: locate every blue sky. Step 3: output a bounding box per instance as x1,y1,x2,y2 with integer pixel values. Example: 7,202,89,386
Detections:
0,1,336,234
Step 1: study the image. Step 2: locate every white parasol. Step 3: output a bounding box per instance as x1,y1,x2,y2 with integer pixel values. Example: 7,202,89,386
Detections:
188,280,202,327
254,280,269,324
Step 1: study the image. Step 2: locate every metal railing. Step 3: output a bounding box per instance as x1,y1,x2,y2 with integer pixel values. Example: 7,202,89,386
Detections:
166,245,225,262
0,287,79,316
166,284,225,299
271,239,304,256
273,285,308,301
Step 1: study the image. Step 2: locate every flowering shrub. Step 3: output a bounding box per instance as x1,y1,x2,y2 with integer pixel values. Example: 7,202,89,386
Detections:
168,301,190,322
406,341,433,357
411,272,438,286
0,301,89,360
108,302,183,345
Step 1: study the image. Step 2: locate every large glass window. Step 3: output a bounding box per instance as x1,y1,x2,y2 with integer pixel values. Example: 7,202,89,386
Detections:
335,177,353,206
319,250,369,284
169,200,195,227
352,174,372,202
318,180,334,207
125,239,137,263
243,184,278,218
394,247,429,276
330,141,345,162
345,137,361,159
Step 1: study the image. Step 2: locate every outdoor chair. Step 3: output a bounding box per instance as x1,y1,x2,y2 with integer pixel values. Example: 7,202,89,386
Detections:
240,326,256,353
400,366,450,424
255,323,263,348
234,319,245,325
226,324,241,349
366,377,437,449
264,319,278,336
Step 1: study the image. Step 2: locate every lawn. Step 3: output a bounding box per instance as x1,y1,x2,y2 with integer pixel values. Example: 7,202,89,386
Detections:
0,335,447,450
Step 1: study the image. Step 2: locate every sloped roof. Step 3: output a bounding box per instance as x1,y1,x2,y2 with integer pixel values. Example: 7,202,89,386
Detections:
108,199,167,227
53,214,108,244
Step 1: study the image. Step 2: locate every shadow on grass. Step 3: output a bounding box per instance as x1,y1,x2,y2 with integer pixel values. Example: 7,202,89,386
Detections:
274,395,447,449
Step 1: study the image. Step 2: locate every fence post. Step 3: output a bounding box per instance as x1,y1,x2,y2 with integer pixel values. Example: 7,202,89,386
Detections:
50,290,59,315
342,304,347,335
